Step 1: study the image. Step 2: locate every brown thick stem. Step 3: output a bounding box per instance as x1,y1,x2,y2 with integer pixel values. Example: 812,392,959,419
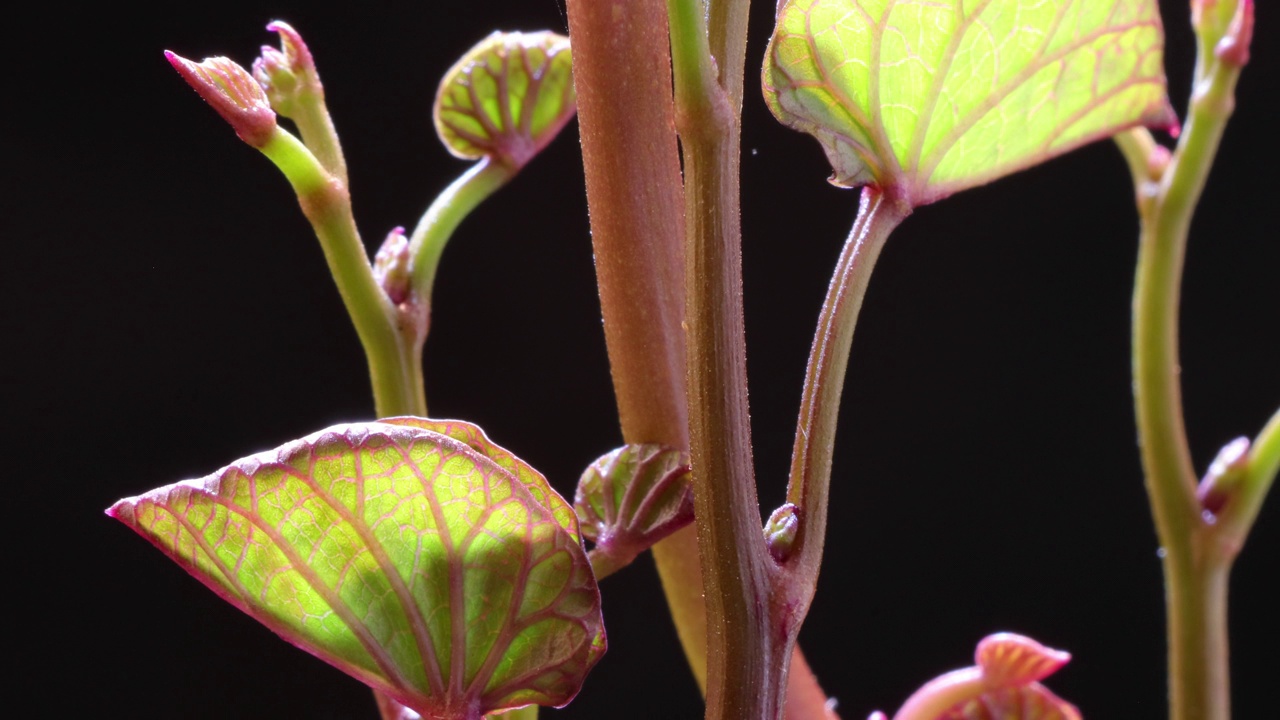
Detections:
566,0,688,444
670,0,778,708
564,0,710,688
684,123,780,720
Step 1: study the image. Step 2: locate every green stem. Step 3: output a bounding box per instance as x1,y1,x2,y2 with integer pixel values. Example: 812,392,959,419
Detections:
406,158,515,307
290,87,349,187
782,186,908,602
400,158,515,417
1125,3,1252,719
258,128,419,418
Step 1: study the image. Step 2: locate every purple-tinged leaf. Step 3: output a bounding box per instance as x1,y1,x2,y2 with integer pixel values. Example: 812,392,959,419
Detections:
108,422,604,719
573,445,692,577
166,51,277,147
434,31,575,169
762,0,1178,205
877,633,1078,720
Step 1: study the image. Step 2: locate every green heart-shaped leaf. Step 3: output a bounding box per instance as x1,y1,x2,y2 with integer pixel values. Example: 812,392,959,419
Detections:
109,422,604,719
434,31,575,169
763,0,1177,205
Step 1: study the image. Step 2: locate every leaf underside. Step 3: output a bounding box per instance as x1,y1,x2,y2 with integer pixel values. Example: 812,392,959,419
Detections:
763,0,1177,205
109,421,604,719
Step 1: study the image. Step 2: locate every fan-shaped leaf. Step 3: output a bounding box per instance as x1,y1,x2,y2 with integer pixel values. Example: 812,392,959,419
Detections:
434,31,575,169
763,0,1177,205
108,422,604,719
573,445,692,576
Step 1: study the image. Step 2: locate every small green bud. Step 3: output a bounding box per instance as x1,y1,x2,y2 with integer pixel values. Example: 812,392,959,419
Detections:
763,503,800,563
1197,436,1251,514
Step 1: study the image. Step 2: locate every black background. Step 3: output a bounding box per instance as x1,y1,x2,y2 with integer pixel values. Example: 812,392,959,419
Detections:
4,1,1277,718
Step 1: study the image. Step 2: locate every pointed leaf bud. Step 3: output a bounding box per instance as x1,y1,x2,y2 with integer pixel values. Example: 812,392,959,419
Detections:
252,21,321,118
1215,0,1254,68
1197,436,1251,514
434,31,576,169
166,51,277,147
763,503,800,563
373,226,412,305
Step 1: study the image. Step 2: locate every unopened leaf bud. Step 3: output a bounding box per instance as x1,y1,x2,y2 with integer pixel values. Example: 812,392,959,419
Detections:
253,47,299,115
763,503,800,563
373,226,412,305
166,51,277,147
1197,436,1251,514
1214,0,1254,67
252,21,321,117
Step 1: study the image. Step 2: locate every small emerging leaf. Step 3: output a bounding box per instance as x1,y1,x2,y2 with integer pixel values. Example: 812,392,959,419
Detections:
109,421,604,719
434,31,576,169
252,21,320,119
763,0,1177,205
574,445,692,576
975,633,1070,688
167,51,277,147
878,633,1078,720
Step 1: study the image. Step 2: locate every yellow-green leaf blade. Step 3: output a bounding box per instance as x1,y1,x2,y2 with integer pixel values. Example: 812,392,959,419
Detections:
434,31,575,170
763,0,1177,204
108,422,604,719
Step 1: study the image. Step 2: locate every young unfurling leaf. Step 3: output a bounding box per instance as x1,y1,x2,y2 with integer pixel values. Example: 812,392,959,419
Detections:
108,421,604,719
573,445,693,578
434,31,576,170
763,0,1177,205
874,633,1079,720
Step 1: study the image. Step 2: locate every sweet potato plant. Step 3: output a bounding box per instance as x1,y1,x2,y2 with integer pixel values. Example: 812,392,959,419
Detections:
103,0,1274,718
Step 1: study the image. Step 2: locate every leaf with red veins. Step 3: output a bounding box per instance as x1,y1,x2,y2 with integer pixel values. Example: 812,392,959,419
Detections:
763,0,1177,205
166,52,277,147
573,445,693,576
108,422,604,719
382,417,581,544
433,31,576,170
